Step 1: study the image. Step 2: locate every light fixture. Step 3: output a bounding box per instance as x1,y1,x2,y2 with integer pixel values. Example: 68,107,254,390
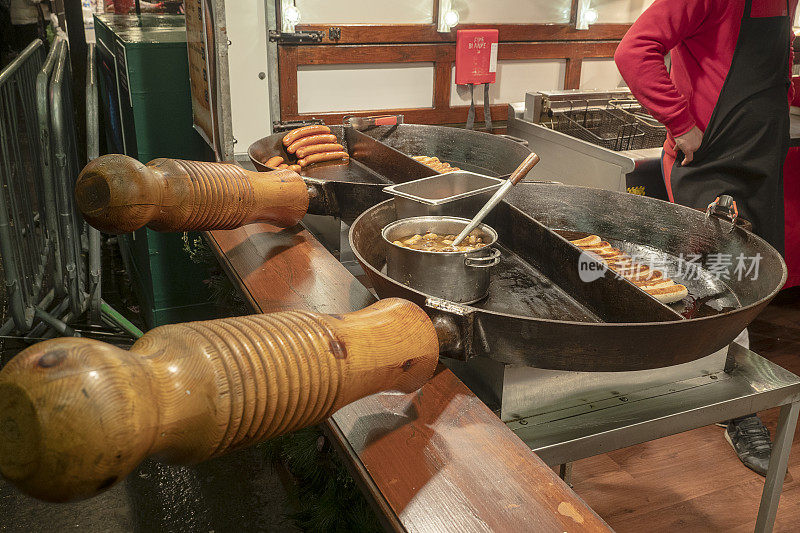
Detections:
576,0,598,30
281,1,301,33
437,0,459,33
444,10,459,28
284,6,301,25
583,8,599,26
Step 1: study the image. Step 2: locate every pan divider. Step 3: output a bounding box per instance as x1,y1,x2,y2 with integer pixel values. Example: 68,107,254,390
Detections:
343,126,438,185
298,126,435,189
485,202,685,323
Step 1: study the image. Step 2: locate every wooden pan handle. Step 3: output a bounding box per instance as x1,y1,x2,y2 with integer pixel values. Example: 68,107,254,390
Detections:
0,298,438,502
74,154,310,233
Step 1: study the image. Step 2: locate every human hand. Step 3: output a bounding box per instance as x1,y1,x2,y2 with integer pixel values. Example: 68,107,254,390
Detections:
140,2,165,13
675,126,703,166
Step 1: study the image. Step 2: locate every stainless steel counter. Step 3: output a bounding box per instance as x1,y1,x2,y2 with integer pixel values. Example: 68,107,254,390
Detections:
509,343,800,533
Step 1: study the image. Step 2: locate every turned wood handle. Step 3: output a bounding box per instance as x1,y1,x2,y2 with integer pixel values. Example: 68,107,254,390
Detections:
0,298,438,502
508,152,540,185
74,154,310,233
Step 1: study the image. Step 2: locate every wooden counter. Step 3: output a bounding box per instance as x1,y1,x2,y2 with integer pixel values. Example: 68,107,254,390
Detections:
206,222,610,532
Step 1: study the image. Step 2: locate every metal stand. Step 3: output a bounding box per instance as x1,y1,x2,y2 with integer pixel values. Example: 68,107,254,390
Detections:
558,462,573,487
503,344,800,533
755,402,800,532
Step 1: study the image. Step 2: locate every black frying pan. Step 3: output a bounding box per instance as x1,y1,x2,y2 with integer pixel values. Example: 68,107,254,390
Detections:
349,184,786,372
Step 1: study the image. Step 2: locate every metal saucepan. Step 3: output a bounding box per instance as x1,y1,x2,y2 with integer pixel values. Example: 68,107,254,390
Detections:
382,216,500,304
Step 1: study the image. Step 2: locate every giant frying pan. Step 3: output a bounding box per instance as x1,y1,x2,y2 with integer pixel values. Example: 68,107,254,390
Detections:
247,125,533,224
75,126,534,233
74,152,785,371
349,184,786,372
248,124,532,177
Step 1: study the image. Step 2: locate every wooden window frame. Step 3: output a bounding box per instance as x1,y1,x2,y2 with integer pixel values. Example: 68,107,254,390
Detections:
278,2,634,126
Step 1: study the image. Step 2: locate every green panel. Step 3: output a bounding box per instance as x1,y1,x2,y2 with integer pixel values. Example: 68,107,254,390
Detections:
95,14,218,328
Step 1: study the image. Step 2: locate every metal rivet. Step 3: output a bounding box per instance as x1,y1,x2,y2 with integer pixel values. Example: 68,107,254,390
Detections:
258,72,266,80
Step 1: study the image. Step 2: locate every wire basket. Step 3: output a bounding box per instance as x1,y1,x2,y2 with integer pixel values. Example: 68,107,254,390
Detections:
549,100,667,151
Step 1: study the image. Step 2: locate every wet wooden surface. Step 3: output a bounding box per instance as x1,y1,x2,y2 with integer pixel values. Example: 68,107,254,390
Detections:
207,223,611,532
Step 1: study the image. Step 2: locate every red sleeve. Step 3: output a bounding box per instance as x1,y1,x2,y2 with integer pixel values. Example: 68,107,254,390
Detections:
790,1,797,104
614,0,713,138
790,31,795,105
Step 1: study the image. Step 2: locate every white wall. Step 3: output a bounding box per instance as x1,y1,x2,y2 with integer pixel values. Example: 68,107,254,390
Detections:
455,0,571,24
580,58,627,90
590,0,654,23
294,0,576,24
225,0,270,157
450,59,566,105
295,0,433,24
297,63,436,113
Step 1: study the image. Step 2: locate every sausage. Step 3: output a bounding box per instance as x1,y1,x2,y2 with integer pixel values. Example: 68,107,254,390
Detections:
295,143,345,159
288,164,302,172
287,134,338,154
282,125,331,146
277,163,289,169
264,155,284,168
298,151,349,167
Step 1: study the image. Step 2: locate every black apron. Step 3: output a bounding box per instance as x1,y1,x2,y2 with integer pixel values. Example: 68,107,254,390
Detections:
668,0,792,254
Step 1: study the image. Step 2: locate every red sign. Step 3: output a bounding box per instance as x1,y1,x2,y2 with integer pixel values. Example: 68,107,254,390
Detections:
455,29,499,85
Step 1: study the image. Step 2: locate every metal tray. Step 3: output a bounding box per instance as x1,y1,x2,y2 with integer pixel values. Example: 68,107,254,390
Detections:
383,171,503,218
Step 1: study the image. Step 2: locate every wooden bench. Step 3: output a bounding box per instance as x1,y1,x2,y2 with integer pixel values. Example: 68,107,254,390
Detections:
207,222,611,532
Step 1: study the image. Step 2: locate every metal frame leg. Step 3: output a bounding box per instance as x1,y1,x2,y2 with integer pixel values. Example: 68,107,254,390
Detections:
558,462,573,487
755,401,800,533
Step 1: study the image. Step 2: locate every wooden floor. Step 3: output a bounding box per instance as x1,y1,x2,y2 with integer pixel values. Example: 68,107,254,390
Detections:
571,288,800,532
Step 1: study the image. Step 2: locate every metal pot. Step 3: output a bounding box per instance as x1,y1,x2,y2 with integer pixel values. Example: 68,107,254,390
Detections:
382,216,500,304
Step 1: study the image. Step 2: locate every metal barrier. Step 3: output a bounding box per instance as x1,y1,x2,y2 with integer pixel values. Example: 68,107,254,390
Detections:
51,38,86,318
84,43,141,338
0,38,142,340
0,40,49,333
36,37,65,301
86,43,102,323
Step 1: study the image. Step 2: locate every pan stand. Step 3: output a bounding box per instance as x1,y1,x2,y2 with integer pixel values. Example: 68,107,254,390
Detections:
445,343,800,533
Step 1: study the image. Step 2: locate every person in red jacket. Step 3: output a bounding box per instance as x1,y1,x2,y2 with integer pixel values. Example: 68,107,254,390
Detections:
616,0,796,476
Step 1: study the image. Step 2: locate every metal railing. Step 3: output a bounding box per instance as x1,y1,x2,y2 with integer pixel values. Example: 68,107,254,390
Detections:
0,40,50,333
0,38,142,340
51,38,87,319
85,43,141,338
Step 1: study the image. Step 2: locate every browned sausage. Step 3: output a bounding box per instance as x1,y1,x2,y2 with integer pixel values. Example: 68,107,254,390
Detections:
298,151,349,167
287,134,338,154
282,125,331,146
295,143,345,159
277,163,289,169
264,155,284,168
288,164,302,172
